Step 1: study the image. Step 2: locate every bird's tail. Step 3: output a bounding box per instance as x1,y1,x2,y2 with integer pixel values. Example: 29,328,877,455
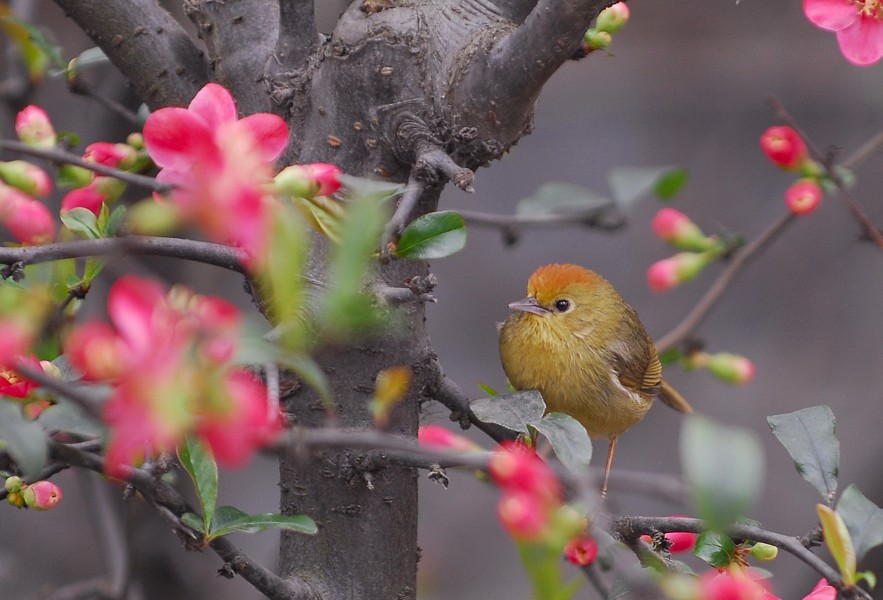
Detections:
658,379,693,413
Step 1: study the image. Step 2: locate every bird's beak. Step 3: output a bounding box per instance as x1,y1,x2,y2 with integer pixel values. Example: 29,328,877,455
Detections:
508,296,551,316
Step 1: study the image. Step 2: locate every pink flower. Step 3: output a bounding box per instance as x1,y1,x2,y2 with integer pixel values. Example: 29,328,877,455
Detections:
61,184,108,215
22,480,62,510
760,126,809,170
700,570,772,600
143,83,289,268
65,275,282,474
0,355,44,398
0,320,36,367
804,0,883,66
497,491,551,540
651,208,715,251
418,425,483,452
0,161,52,197
0,185,55,245
784,179,823,215
489,441,563,504
15,106,56,148
84,142,137,169
803,579,836,600
565,535,599,565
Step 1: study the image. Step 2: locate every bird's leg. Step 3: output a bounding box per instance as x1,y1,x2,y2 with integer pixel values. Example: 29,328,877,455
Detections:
600,435,619,497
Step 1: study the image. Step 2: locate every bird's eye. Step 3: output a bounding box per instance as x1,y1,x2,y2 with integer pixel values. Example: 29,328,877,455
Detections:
554,299,571,312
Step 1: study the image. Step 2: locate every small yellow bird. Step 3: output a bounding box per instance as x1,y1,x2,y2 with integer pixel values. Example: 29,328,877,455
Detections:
499,263,692,496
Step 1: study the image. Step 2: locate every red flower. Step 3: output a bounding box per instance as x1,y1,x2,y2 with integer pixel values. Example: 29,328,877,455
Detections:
804,0,883,66
0,355,43,398
700,570,772,600
760,126,808,170
61,183,108,215
639,516,697,553
565,534,599,565
418,425,482,452
143,83,289,268
803,579,836,600
784,179,823,215
497,491,551,540
488,441,563,504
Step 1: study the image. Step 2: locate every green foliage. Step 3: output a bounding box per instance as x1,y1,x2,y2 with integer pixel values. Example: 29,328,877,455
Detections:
37,402,106,438
393,210,467,259
516,182,612,216
680,415,764,531
767,405,839,504
836,484,883,563
607,166,688,206
178,435,218,537
517,540,583,600
817,503,857,587
693,531,737,568
0,8,65,81
530,413,592,476
0,400,46,479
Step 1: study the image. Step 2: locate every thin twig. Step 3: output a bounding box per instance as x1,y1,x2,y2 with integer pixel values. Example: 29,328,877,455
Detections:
0,139,169,193
69,78,142,126
14,363,104,419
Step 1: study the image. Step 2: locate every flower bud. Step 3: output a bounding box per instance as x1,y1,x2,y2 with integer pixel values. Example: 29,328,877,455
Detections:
274,163,342,199
784,179,823,215
57,164,95,189
596,2,629,34
0,161,52,197
61,184,107,216
308,163,343,197
15,106,56,149
22,480,62,510
760,126,808,171
748,542,779,561
4,196,56,245
418,425,483,452
5,475,22,493
583,29,612,51
488,441,563,504
7,491,25,508
652,208,716,251
565,534,598,565
647,252,713,292
497,491,550,540
707,352,755,385
127,132,145,149
84,142,138,170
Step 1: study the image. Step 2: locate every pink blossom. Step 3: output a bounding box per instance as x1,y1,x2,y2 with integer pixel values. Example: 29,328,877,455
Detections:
804,579,836,600
700,570,773,600
65,275,282,474
639,516,697,553
84,142,137,169
0,320,36,367
804,0,883,66
651,208,714,251
488,441,563,504
61,183,108,215
143,83,289,268
274,162,343,199
784,179,823,215
760,126,808,170
15,106,56,148
0,161,52,197
418,425,483,452
0,185,55,245
0,355,44,398
565,535,599,565
22,480,62,510
497,491,550,540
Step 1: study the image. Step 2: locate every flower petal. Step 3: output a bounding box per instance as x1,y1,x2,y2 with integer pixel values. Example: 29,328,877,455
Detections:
108,276,166,356
836,15,883,65
143,107,217,171
804,0,857,31
187,82,239,129
238,113,290,162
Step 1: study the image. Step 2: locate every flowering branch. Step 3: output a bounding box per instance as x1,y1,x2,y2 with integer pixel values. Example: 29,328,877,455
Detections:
0,139,170,193
0,236,247,275
615,516,872,600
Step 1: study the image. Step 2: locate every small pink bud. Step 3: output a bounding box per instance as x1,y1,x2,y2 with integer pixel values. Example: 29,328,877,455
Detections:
760,126,808,171
489,441,563,504
308,163,343,197
274,163,343,199
15,106,57,149
784,179,823,215
652,208,716,251
639,516,697,553
418,425,482,452
596,2,629,34
4,197,56,245
84,142,138,170
61,184,107,215
647,252,711,292
565,534,599,565
708,353,755,385
497,491,550,540
22,480,62,510
0,161,52,197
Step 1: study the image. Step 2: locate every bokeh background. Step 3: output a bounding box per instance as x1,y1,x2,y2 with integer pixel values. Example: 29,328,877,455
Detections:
2,0,883,598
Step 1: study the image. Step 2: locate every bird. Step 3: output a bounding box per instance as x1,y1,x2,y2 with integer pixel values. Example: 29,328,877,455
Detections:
498,263,692,496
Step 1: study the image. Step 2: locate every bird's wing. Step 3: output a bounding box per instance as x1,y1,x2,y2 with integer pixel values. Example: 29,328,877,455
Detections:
608,336,658,395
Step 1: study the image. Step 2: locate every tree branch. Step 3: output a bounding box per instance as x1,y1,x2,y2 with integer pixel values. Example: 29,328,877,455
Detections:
0,236,247,275
272,0,320,74
51,0,209,109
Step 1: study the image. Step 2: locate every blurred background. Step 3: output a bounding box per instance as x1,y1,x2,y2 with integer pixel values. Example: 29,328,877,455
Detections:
2,0,883,598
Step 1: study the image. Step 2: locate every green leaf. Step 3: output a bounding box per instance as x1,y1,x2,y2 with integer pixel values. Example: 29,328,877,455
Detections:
530,412,592,475
61,207,103,239
767,405,839,504
654,168,689,200
818,504,856,587
857,571,877,589
275,352,332,407
608,166,685,208
680,415,764,531
104,205,126,237
0,401,46,479
515,182,612,217
83,256,106,283
476,382,499,396
393,210,466,260
836,484,883,563
337,174,405,203
0,13,65,81
693,531,737,568
37,402,105,438
321,193,388,336
209,505,317,539
658,347,682,365
178,436,218,537
470,390,545,435
58,46,109,78
181,512,205,534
